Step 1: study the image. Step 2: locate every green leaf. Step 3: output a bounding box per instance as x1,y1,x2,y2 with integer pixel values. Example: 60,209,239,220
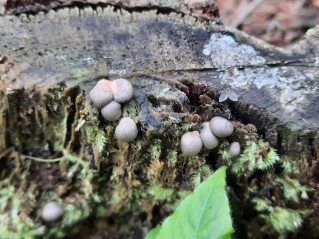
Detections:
151,166,234,239
145,226,161,239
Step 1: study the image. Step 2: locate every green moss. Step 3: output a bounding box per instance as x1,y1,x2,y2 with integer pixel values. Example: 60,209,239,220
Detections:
253,198,308,238
275,176,313,202
180,122,197,131
268,208,303,238
84,124,107,153
148,141,162,161
0,148,100,239
280,155,299,174
231,140,279,176
0,180,45,239
2,81,314,239
148,185,175,201
218,138,313,237
191,164,212,187
166,150,178,167
62,202,91,228
219,139,279,177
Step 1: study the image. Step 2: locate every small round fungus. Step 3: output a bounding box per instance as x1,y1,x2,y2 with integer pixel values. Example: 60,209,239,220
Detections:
41,201,64,222
97,79,111,86
200,122,219,149
110,78,134,103
181,131,203,156
101,101,122,121
89,82,113,108
209,116,234,138
229,142,241,157
115,117,138,142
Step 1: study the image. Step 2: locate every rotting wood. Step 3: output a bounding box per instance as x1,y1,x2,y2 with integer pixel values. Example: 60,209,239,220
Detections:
0,1,318,239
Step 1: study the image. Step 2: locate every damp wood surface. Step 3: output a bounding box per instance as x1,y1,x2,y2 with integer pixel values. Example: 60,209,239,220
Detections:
0,1,319,239
1,1,318,158
1,2,318,129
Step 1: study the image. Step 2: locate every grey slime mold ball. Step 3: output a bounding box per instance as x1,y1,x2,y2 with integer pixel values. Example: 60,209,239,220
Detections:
41,201,64,222
115,117,138,142
209,116,234,138
200,122,219,149
89,81,113,108
110,78,134,103
101,101,122,121
181,131,203,156
229,142,241,157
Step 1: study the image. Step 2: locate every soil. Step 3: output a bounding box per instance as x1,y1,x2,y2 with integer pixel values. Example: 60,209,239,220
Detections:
217,0,319,47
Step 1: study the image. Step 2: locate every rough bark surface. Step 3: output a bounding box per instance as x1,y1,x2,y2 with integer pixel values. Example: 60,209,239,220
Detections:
0,1,318,239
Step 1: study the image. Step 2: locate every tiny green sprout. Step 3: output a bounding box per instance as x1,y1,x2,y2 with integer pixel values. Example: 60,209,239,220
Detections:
21,154,64,163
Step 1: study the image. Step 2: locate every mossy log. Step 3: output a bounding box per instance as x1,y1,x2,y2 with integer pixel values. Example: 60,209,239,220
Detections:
0,1,318,238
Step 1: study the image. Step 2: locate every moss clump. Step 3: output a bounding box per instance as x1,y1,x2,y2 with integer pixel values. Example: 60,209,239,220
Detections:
253,198,309,238
218,138,313,238
84,124,108,153
0,181,45,239
148,185,175,201
0,149,98,239
220,139,280,177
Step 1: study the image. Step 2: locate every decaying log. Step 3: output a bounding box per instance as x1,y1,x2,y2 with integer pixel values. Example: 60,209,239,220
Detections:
0,1,318,238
